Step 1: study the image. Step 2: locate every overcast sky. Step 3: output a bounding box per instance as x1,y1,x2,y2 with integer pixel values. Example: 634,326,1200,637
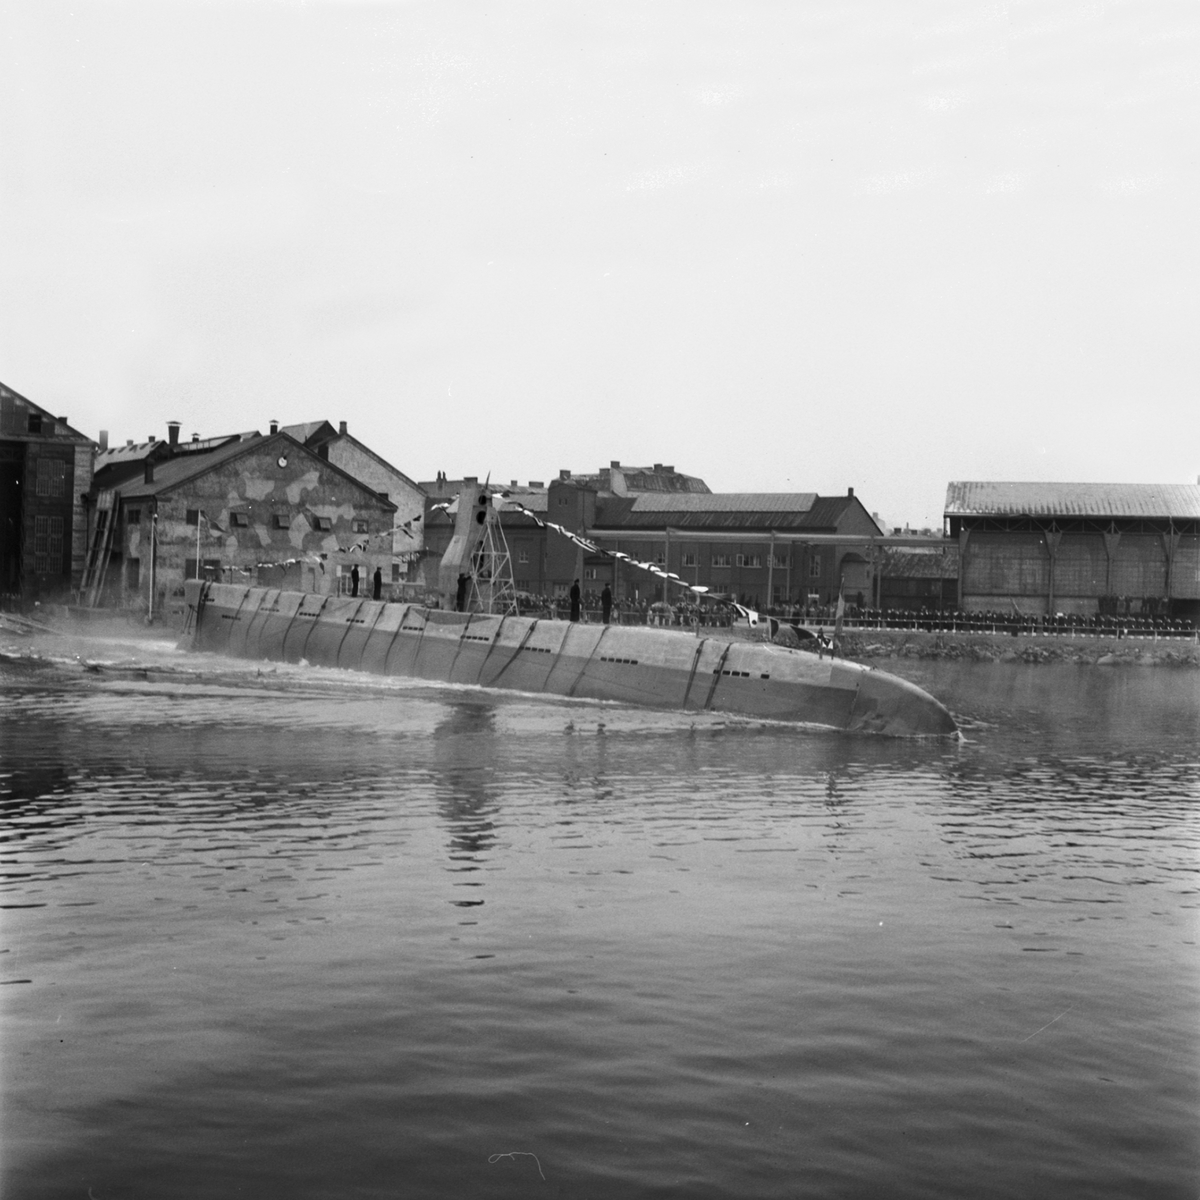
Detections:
3,1,1197,527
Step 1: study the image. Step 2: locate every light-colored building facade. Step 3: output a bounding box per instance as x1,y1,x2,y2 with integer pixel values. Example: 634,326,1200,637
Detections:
282,421,425,574
107,432,396,620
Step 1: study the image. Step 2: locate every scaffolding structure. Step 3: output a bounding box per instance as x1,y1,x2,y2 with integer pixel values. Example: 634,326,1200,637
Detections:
467,498,518,615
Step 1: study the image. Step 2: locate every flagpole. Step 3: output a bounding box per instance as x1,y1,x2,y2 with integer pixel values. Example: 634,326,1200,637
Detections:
196,512,201,579
833,572,846,657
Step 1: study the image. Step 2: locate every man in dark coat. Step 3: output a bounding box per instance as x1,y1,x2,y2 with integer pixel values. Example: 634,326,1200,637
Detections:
373,567,383,600
601,583,613,625
350,565,360,597
569,579,581,622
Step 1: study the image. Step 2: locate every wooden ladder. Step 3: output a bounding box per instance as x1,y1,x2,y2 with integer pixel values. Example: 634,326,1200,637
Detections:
81,490,116,607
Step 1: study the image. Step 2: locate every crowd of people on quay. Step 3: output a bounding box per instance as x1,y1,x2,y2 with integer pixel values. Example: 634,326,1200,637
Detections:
514,589,1198,638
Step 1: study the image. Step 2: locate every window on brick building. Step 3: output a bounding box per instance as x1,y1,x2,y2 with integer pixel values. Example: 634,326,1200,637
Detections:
35,458,65,498
33,515,64,574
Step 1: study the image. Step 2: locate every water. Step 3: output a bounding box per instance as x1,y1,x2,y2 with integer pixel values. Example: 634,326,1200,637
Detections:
2,640,1198,1199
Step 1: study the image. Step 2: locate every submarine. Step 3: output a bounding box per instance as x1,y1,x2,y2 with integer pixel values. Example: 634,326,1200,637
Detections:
179,480,956,737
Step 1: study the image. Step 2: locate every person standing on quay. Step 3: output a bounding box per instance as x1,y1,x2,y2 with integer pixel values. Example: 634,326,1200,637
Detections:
373,566,382,600
601,583,613,625
351,564,360,597
569,579,582,622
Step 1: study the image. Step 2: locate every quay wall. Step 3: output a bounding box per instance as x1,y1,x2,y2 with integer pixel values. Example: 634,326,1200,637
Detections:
826,627,1200,667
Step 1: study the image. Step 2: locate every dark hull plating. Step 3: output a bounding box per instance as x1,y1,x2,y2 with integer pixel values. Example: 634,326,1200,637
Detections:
182,582,957,736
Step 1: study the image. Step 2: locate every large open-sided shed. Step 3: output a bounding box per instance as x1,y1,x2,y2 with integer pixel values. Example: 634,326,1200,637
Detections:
945,482,1200,618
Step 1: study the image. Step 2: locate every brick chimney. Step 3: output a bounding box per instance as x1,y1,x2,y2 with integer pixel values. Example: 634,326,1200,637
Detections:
847,486,854,498
339,421,347,436
269,419,278,434
98,430,109,451
167,421,180,449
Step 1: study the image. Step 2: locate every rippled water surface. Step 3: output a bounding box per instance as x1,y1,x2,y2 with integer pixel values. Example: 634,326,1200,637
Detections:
2,645,1198,1199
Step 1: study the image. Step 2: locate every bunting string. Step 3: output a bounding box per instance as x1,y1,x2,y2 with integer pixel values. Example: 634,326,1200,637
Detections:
497,498,761,627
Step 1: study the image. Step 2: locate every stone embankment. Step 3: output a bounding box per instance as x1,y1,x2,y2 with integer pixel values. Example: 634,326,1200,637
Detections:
814,627,1200,667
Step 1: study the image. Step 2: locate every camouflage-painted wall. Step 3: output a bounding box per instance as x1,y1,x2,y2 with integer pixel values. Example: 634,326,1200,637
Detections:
119,439,395,616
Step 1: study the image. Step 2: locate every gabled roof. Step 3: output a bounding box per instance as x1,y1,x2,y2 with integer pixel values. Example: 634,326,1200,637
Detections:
94,432,251,471
280,421,337,445
112,433,396,510
592,492,860,532
281,421,423,494
628,493,818,514
0,381,93,442
335,432,424,494
945,481,1200,520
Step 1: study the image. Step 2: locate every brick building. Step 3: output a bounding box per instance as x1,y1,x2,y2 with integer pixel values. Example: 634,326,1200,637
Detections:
0,382,95,603
423,463,883,608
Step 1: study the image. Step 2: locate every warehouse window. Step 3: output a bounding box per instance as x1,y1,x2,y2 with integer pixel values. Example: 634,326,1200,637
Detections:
273,514,291,529
313,516,333,531
33,516,63,574
682,552,697,567
35,458,66,498
126,508,141,525
230,512,250,527
712,553,730,568
518,549,529,564
769,554,788,569
809,555,822,577
351,518,368,533
736,554,761,569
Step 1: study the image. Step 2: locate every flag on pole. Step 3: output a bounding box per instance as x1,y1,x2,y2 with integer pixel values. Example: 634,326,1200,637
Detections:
833,574,846,654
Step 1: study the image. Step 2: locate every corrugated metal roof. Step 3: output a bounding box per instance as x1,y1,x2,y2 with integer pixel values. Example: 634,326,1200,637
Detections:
114,436,273,497
945,481,1200,520
629,493,817,514
96,440,164,466
594,493,851,532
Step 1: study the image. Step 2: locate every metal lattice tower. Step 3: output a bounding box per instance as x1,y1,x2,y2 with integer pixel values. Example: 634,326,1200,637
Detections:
467,499,518,615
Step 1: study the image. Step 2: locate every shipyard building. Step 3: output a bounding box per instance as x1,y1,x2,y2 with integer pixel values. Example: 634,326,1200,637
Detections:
946,481,1200,621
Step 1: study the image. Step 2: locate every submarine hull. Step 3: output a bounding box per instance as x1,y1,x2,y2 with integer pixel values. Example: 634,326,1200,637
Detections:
182,582,957,737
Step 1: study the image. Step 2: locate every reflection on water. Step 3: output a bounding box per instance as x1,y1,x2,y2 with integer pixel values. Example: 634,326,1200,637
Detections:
1,657,1197,1199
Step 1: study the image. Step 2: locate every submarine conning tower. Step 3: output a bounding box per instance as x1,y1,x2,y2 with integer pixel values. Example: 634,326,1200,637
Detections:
436,480,488,610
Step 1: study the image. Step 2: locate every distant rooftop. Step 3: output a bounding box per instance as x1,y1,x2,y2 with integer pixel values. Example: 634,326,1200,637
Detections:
628,493,817,514
945,482,1200,521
